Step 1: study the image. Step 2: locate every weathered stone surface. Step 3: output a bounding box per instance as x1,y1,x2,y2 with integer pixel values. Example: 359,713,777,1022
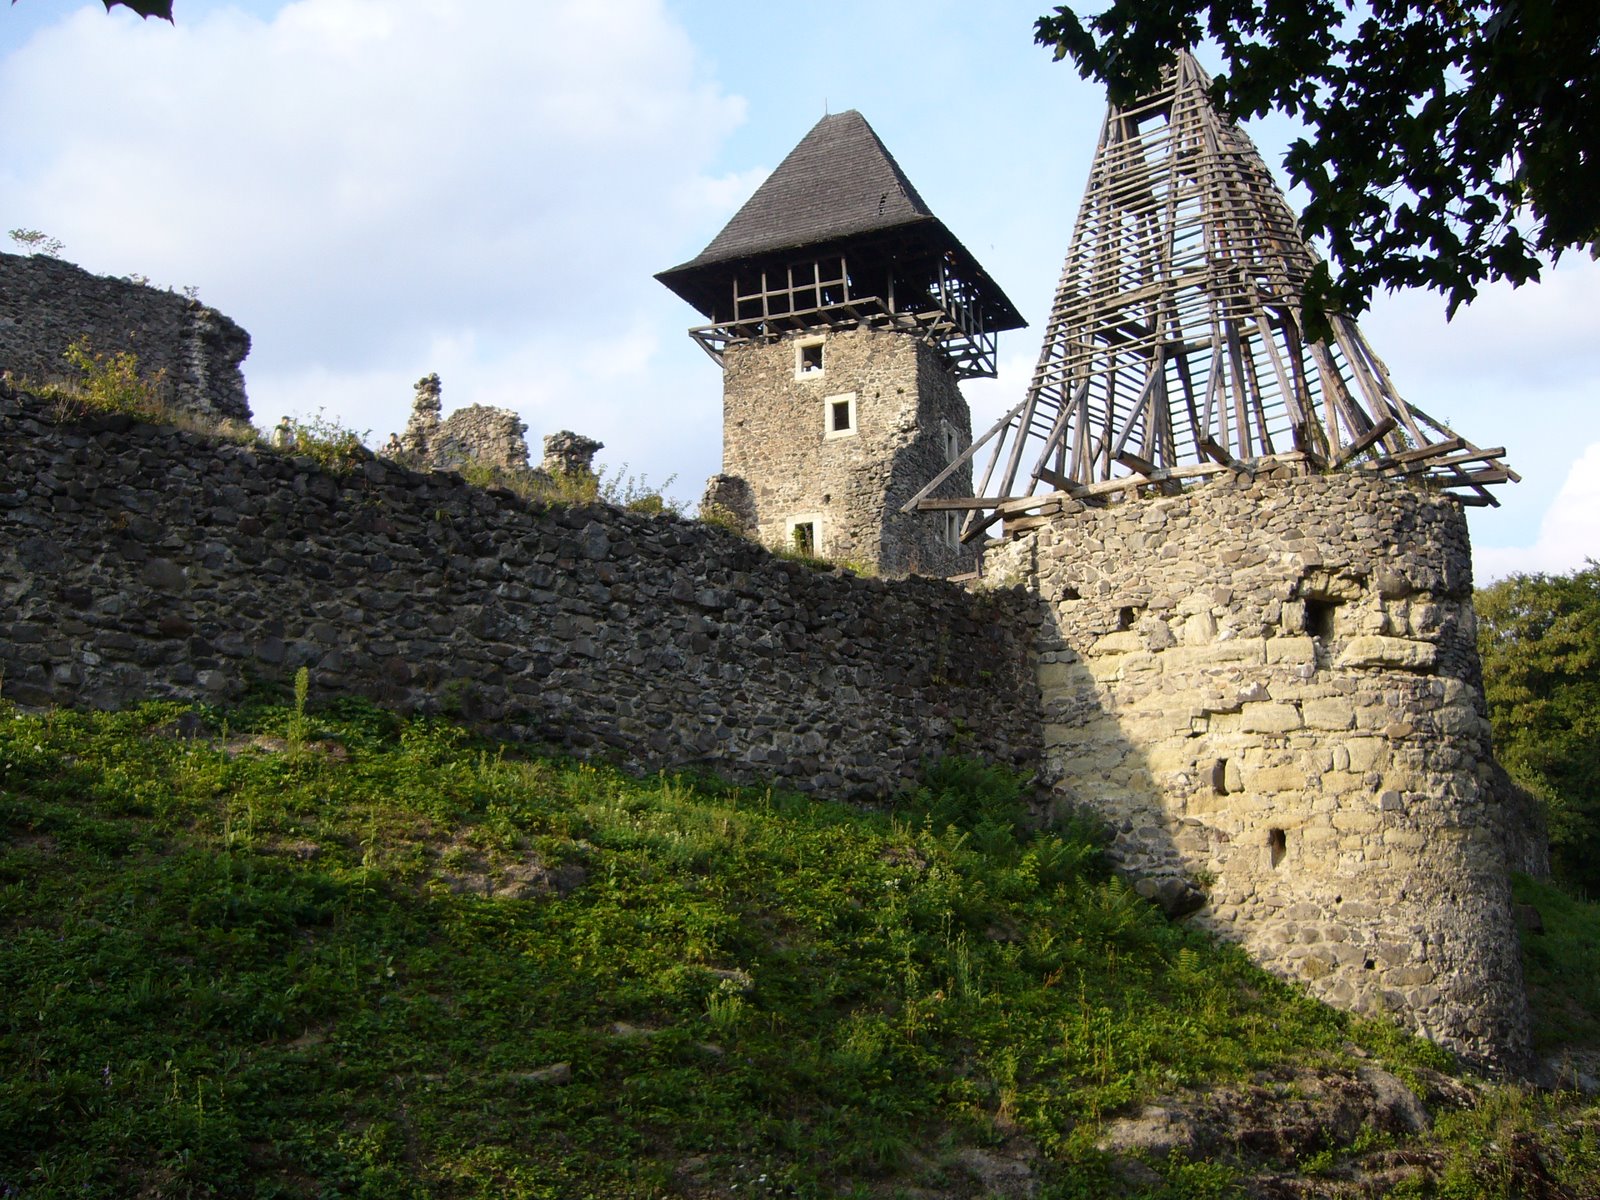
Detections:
0,250,250,423
541,430,602,477
391,374,531,472
0,389,1040,802
1337,636,1438,671
722,325,975,577
986,470,1531,1070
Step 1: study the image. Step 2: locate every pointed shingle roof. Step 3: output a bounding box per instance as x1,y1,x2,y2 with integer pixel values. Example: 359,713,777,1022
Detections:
670,110,937,269
657,110,1024,333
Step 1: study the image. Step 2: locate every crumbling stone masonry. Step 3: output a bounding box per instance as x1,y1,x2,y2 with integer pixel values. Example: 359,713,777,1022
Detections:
986,469,1532,1069
0,380,1537,1068
722,325,975,576
0,251,250,424
395,373,531,471
0,386,1039,799
542,431,603,478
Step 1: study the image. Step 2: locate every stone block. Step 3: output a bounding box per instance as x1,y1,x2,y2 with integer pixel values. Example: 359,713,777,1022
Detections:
1240,703,1303,734
1246,764,1308,792
1336,636,1437,671
1266,636,1316,665
1345,738,1387,771
1092,630,1144,654
1301,698,1356,730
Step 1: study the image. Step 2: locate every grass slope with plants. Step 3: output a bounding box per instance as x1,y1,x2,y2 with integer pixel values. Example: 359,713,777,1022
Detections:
2,699,1597,1199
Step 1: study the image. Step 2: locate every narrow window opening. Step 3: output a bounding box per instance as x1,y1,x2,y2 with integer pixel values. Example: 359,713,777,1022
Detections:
942,422,962,464
1306,598,1338,640
831,399,852,432
1210,759,1229,796
796,338,824,377
791,522,815,555
1267,827,1287,869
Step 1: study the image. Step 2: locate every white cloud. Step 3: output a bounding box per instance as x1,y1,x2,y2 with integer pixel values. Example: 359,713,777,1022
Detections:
0,0,746,483
1474,441,1600,582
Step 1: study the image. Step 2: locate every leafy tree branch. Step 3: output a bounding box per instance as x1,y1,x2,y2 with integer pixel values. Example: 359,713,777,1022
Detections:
1037,1,1600,324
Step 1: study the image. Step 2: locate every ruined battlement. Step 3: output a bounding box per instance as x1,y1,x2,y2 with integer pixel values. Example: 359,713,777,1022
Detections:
0,251,251,424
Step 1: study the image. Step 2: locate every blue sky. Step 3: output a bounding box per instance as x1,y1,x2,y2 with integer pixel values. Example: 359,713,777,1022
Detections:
3,0,1595,579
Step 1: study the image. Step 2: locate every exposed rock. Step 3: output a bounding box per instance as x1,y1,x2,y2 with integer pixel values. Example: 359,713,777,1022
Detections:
1098,1066,1432,1168
402,373,442,459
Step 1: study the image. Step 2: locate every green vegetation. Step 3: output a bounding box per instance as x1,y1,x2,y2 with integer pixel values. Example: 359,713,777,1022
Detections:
8,228,64,258
37,336,170,423
457,460,681,517
1477,563,1600,893
21,337,257,446
282,410,371,474
2,700,1597,1197
1514,873,1600,1056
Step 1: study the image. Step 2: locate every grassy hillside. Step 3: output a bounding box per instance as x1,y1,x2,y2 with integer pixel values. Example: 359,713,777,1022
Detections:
1,698,1596,1198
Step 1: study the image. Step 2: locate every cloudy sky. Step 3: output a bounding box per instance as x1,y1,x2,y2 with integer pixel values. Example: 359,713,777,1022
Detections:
3,0,1595,581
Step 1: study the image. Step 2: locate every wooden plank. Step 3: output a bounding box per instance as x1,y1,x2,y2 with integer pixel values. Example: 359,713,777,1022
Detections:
1330,416,1398,468
997,491,1075,515
914,497,1015,511
898,396,1027,515
1198,436,1239,467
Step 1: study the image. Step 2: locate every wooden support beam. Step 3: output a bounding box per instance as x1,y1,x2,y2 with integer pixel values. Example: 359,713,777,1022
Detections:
914,497,1016,511
1330,416,1398,468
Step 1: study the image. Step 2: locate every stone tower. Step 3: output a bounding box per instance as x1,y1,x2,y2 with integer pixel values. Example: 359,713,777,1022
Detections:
657,111,1025,576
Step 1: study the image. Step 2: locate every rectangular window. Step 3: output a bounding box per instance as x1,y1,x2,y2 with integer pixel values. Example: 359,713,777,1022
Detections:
786,514,823,556
795,337,825,378
823,391,857,440
943,511,962,547
943,422,962,464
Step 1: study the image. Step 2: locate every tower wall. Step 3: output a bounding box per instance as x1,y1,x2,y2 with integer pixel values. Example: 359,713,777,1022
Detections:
987,470,1531,1068
722,326,975,576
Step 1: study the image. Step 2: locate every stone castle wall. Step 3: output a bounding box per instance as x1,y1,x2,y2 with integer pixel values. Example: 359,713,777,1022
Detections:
0,386,1039,797
0,252,251,424
721,326,975,576
986,469,1530,1067
0,375,1535,1067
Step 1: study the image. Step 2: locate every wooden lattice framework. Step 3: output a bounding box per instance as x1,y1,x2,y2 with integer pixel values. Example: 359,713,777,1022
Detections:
906,52,1515,537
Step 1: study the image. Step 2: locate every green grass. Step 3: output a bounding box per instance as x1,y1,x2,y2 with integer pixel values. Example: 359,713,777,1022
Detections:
1515,873,1600,1054
1,699,1596,1198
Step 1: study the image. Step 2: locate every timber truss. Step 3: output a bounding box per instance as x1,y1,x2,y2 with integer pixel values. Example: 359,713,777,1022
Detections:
906,51,1515,538
686,248,1001,382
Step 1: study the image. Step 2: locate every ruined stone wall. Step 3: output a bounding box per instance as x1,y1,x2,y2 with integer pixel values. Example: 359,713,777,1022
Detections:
433,405,530,471
0,252,251,424
986,470,1530,1068
721,326,975,576
0,387,1039,797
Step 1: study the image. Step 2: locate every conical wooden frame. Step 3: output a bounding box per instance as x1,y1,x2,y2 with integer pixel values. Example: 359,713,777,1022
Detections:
906,52,1514,537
